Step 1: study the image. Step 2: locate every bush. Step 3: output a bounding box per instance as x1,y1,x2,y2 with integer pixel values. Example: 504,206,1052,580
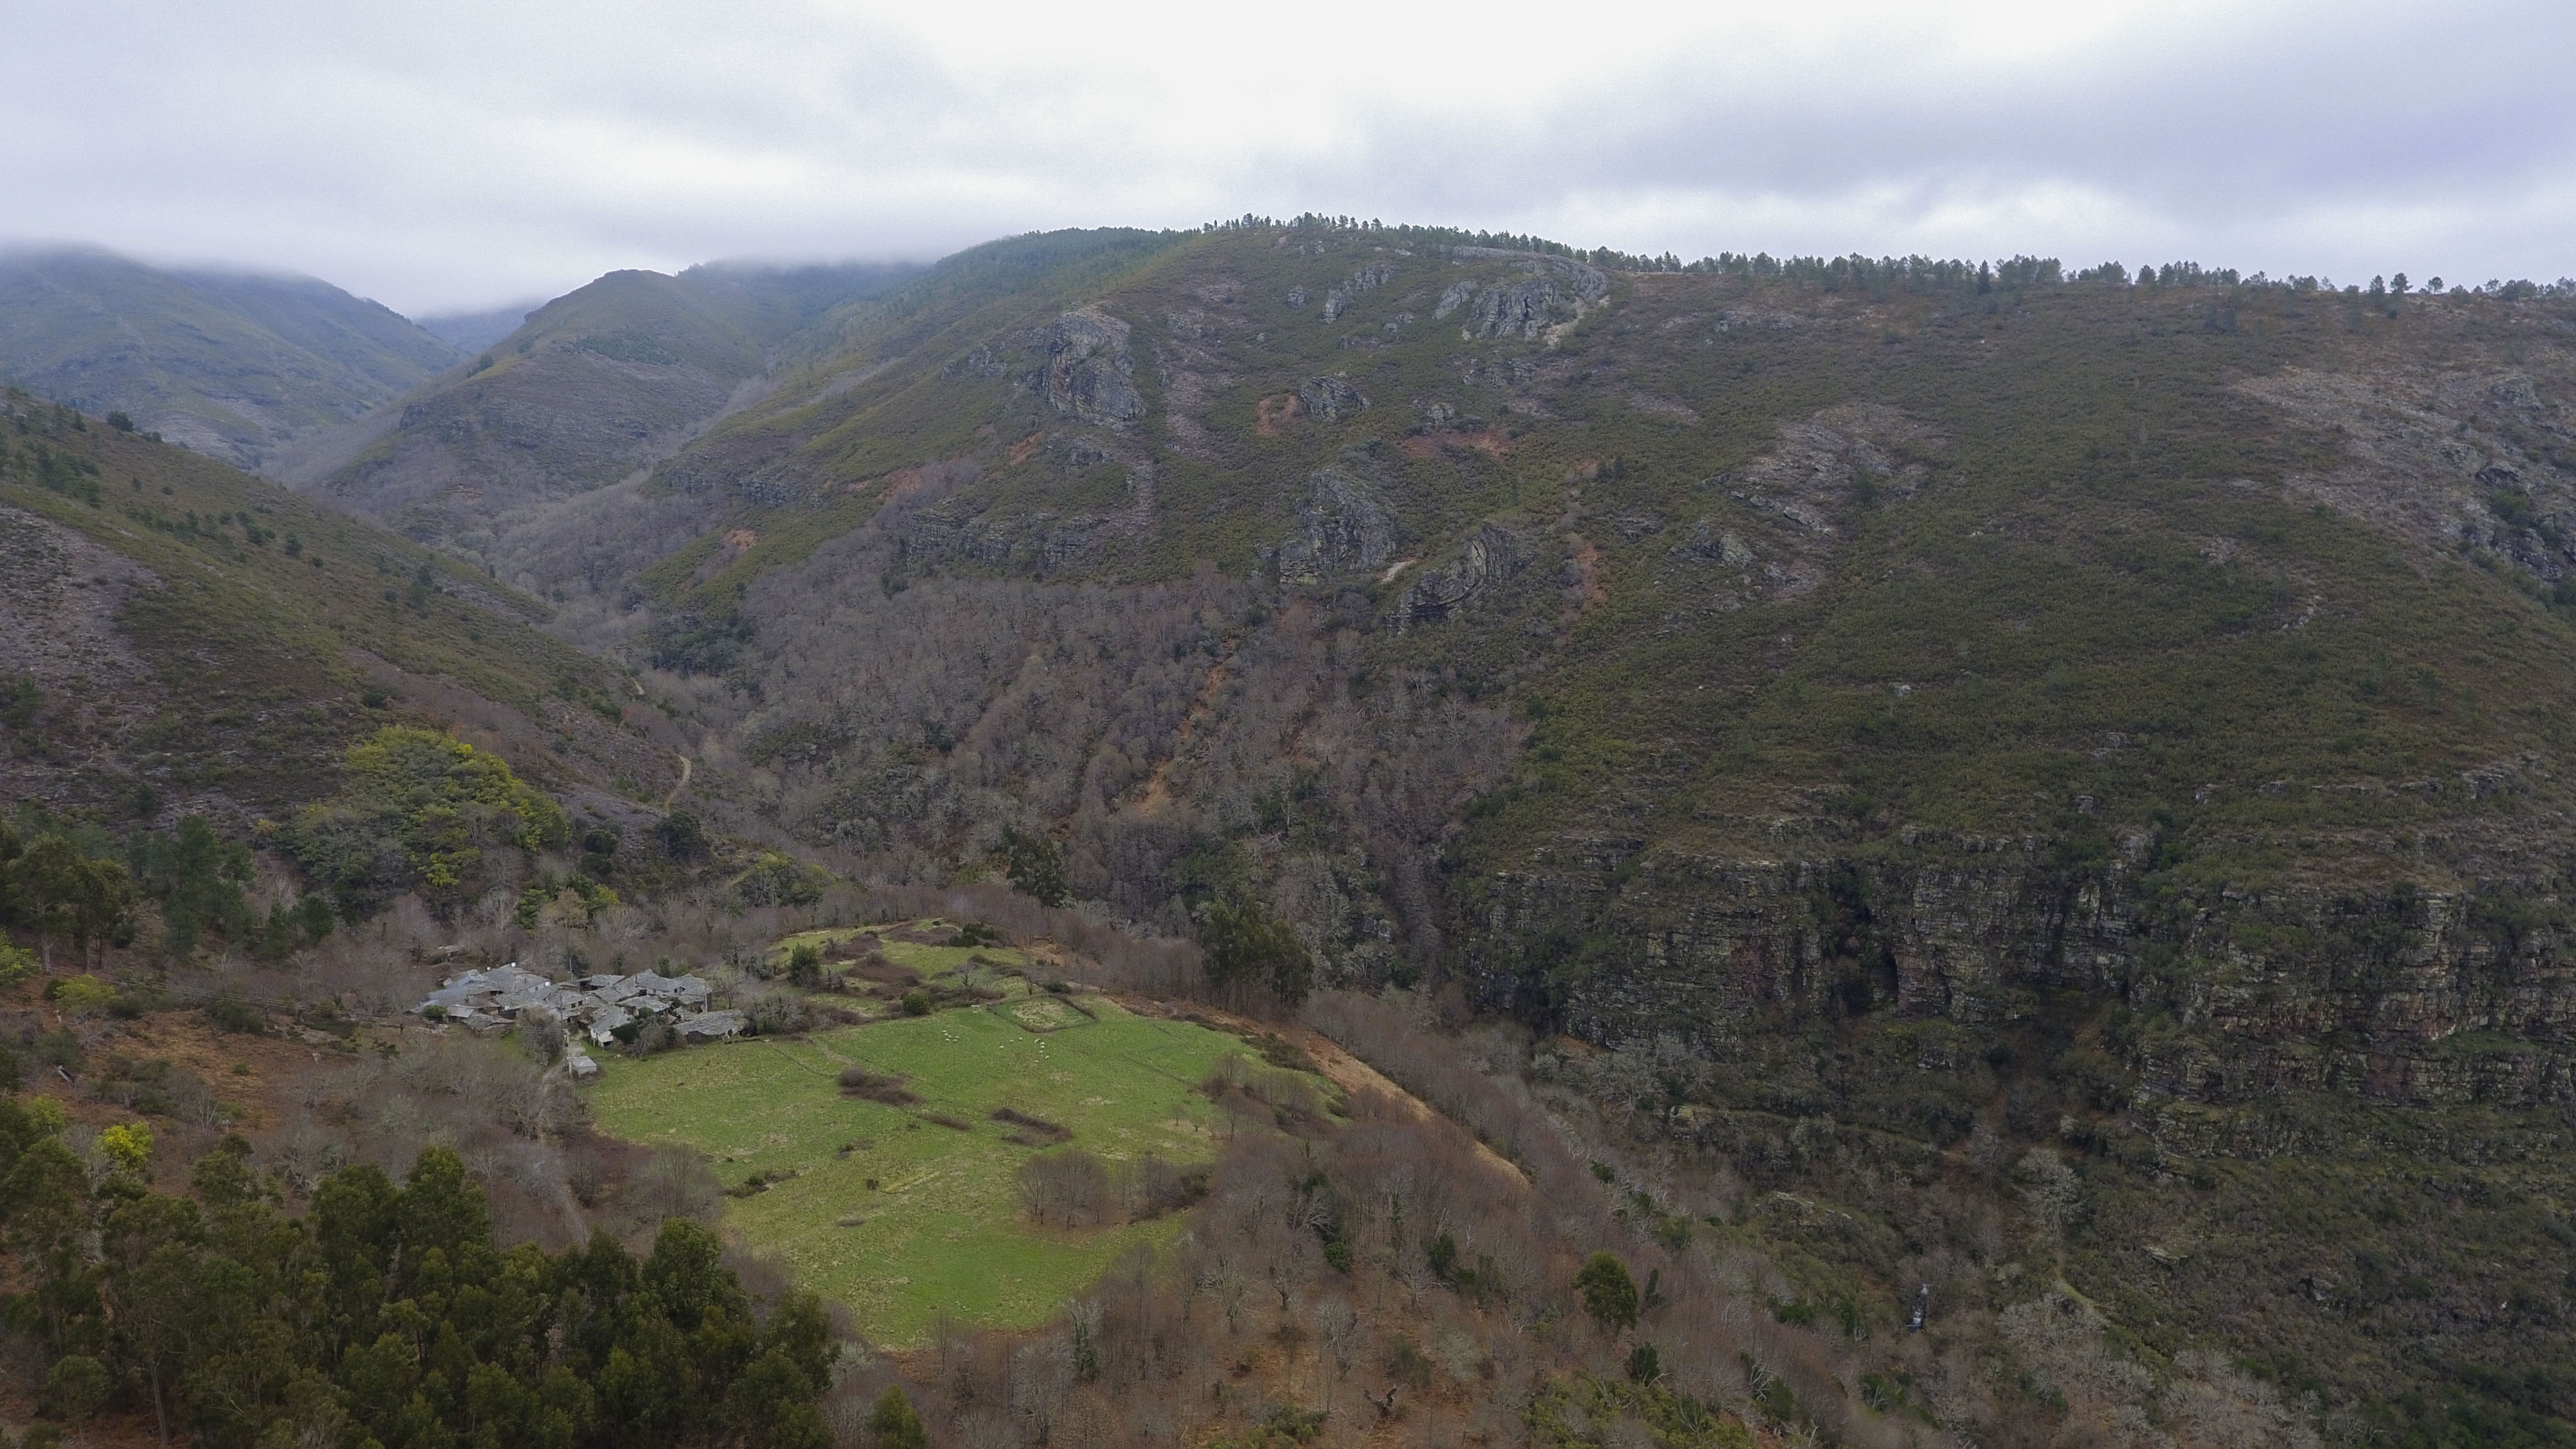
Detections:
204,992,264,1036
869,1387,927,1449
1017,1148,1117,1226
99,1122,152,1176
837,1067,920,1106
991,1106,1071,1146
898,989,931,1016
785,941,830,989
521,1015,567,1064
28,1028,82,1080
734,852,824,907
46,975,115,1016
742,988,811,1036
655,810,710,862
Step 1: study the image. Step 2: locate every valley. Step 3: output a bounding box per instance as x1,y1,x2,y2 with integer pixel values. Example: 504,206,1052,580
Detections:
0,222,2572,1449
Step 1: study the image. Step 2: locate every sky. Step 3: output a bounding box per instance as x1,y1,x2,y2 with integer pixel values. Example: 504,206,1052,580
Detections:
3,0,2569,317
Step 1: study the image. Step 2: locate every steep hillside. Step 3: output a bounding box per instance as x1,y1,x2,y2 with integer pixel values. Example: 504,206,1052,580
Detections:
298,260,920,573
0,387,676,831
464,223,2576,1442
0,247,459,469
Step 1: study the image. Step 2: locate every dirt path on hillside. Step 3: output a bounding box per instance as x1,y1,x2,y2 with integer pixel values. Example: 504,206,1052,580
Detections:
1128,643,1235,815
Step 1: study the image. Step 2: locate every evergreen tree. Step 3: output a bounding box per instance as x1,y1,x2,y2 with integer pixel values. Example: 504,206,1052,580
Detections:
1001,827,1070,907
1575,1252,1640,1332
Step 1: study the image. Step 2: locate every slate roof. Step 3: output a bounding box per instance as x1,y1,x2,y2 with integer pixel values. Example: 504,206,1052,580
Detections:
413,964,733,1046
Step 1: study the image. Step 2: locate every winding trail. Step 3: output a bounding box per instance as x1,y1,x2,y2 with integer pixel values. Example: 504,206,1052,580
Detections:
662,753,692,809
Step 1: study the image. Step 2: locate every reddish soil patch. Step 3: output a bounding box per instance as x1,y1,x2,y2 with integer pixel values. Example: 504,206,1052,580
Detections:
1254,393,1302,436
1130,645,1235,814
1005,431,1044,466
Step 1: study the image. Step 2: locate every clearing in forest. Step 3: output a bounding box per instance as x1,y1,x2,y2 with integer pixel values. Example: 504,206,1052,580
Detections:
586,971,1258,1347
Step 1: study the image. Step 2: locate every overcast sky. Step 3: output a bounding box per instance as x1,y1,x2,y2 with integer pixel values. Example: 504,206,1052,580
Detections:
4,0,2568,317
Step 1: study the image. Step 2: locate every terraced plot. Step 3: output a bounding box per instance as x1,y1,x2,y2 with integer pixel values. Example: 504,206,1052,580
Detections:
586,992,1254,1347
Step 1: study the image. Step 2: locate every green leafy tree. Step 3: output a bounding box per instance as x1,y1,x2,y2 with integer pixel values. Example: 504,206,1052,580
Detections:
43,1353,111,1435
1001,828,1070,907
37,1141,828,1449
283,728,567,914
868,1385,928,1449
99,1122,153,1177
99,1192,205,1449
9,833,136,969
1575,1252,1640,1333
655,810,710,862
1197,895,1314,1006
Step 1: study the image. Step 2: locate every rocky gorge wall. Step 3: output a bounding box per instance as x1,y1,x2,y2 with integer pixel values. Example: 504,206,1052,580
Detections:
1464,837,2576,1112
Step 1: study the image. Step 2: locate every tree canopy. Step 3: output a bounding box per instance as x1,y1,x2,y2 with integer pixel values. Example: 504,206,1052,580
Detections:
0,1101,833,1449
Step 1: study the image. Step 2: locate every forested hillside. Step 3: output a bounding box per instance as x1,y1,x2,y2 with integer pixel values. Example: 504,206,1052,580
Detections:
294,260,922,576
7,214,2575,1448
0,387,675,832
0,249,460,470
311,220,2576,1443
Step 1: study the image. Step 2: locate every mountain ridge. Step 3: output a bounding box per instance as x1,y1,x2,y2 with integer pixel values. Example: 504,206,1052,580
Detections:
0,246,462,471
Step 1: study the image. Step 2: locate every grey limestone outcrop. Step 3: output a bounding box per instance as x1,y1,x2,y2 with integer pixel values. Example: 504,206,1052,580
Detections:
1273,466,1396,583
1298,374,1368,422
1439,252,1611,341
1024,310,1144,426
1388,524,1528,630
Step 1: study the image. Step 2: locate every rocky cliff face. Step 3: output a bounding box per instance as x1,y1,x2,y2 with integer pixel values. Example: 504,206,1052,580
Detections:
1272,464,1397,583
1470,838,2576,1112
1029,310,1144,427
1437,251,1610,341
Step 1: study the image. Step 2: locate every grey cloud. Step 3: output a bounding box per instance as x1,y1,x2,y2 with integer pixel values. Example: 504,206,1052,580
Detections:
1,0,2566,312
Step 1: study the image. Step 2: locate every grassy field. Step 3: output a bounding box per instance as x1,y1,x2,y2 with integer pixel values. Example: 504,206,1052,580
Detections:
586,987,1254,1347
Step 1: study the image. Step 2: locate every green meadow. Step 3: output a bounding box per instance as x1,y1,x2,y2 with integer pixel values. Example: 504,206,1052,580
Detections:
586,990,1249,1347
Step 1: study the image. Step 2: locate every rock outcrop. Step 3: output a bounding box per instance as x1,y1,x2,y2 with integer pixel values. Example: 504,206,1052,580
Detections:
1468,841,2576,1113
1389,524,1528,630
1439,252,1612,342
1297,374,1368,422
1320,263,1396,323
1273,466,1396,583
1028,309,1144,426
